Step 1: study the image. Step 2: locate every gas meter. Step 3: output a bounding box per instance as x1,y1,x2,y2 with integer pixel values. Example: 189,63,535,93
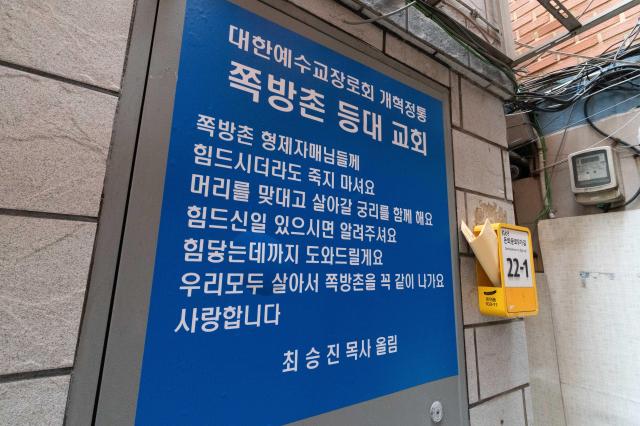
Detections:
568,146,624,205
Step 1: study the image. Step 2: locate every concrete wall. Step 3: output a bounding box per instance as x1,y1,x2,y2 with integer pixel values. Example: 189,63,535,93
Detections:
538,211,640,426
542,109,640,218
0,0,530,424
523,273,567,426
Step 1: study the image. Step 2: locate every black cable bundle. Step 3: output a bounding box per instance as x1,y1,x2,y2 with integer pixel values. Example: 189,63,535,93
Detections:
583,89,640,156
508,18,640,114
507,19,640,211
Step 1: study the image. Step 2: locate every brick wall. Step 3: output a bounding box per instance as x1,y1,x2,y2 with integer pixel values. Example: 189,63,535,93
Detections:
0,0,529,424
510,0,640,75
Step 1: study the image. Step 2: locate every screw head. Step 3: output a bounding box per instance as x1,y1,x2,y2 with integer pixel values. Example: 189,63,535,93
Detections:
430,400,443,423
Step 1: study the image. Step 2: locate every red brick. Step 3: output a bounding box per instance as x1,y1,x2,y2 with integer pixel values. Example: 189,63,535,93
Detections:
582,0,629,20
555,37,577,51
517,31,537,45
511,1,541,17
578,21,610,40
510,0,529,13
513,11,535,31
510,0,640,78
533,12,550,26
525,53,560,74
517,18,541,36
562,35,599,55
601,15,640,42
535,19,564,39
534,32,557,46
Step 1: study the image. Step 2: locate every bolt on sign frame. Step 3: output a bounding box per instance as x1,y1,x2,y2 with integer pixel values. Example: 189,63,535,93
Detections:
66,1,468,424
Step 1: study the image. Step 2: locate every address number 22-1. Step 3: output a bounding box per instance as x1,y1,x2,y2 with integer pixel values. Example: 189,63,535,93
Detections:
506,257,529,278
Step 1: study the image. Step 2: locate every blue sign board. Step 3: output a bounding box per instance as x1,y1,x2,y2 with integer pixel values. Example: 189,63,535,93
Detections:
136,1,458,424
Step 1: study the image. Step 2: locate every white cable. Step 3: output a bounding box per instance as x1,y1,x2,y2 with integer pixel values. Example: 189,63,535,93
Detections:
535,108,640,172
514,40,639,66
583,70,640,100
532,124,552,215
578,0,596,19
550,103,577,179
541,91,640,131
615,19,640,59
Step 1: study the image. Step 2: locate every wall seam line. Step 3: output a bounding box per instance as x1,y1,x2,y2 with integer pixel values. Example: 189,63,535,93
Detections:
501,150,509,202
455,187,515,204
0,367,73,384
522,387,529,426
469,383,530,409
452,125,509,151
463,318,524,329
0,208,98,223
0,59,120,97
473,328,480,404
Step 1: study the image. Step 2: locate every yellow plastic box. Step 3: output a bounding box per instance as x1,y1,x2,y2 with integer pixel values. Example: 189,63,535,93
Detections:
473,223,538,318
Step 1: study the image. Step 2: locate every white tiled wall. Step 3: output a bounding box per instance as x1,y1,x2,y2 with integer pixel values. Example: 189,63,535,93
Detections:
539,212,640,425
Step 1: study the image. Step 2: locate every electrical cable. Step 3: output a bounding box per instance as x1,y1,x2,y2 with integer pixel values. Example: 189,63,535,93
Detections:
616,184,640,209
534,108,640,172
346,0,640,210
550,103,576,179
412,1,517,89
515,40,640,66
615,18,640,59
504,15,640,215
599,181,640,212
511,90,640,154
345,0,517,89
508,21,640,114
540,90,640,132
578,0,596,19
584,94,640,156
342,2,416,25
530,115,553,221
